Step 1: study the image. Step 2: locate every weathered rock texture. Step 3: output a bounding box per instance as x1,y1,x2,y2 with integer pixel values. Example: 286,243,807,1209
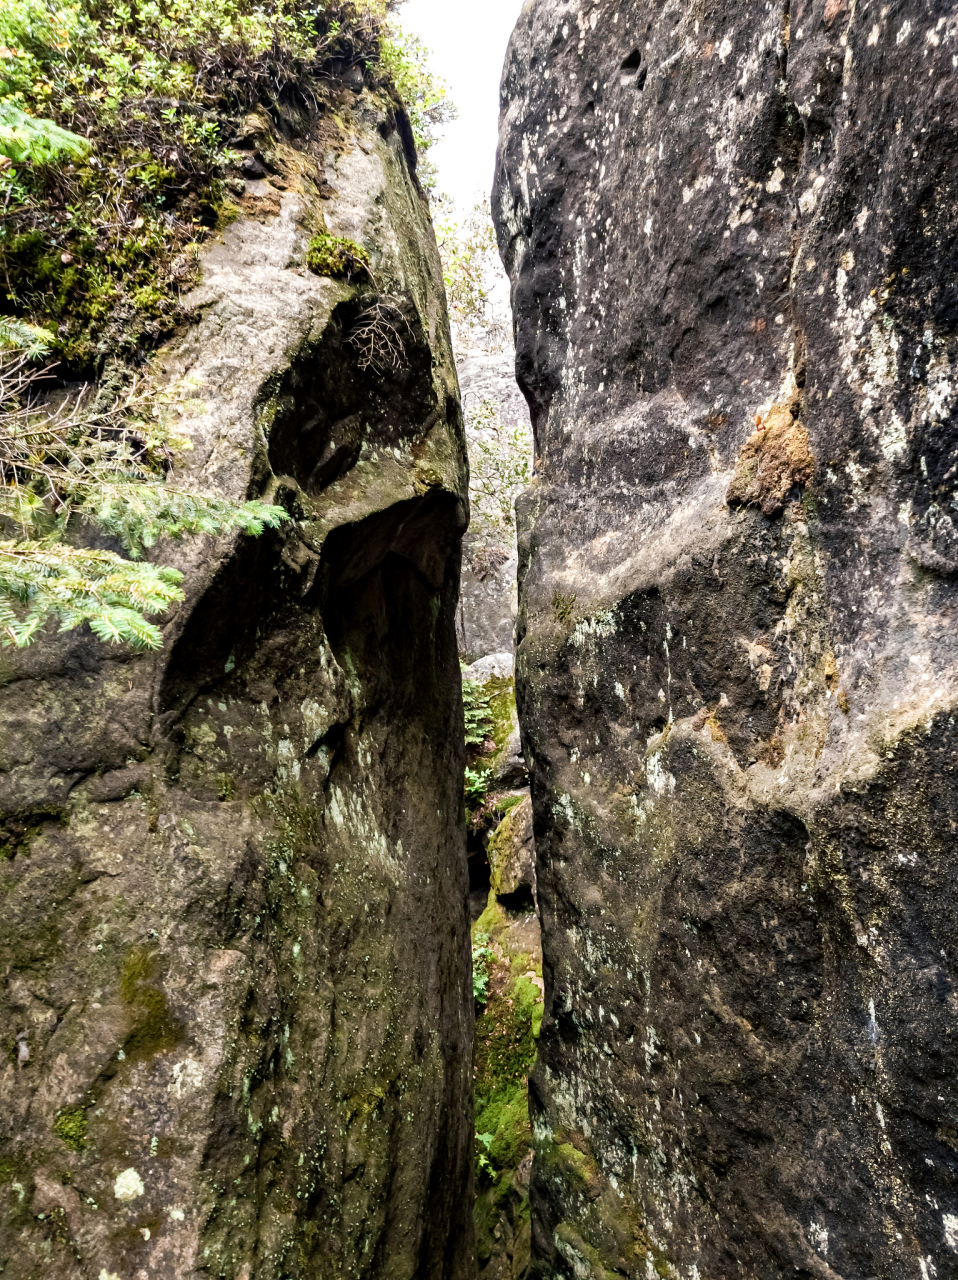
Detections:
1,89,474,1279
456,350,528,662
495,0,958,1275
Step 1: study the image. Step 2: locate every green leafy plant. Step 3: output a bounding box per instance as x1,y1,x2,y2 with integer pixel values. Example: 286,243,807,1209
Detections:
0,318,50,357
472,932,494,1004
0,341,287,648
475,1130,494,1178
376,24,455,176
462,672,494,747
464,764,491,808
0,540,184,649
0,103,89,164
436,200,508,351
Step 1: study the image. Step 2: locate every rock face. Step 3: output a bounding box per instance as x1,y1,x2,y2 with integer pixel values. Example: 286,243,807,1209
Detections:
495,0,958,1276
0,93,474,1279
457,551,519,664
456,350,527,662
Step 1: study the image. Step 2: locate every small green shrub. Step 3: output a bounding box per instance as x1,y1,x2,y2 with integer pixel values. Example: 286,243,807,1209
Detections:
472,932,493,1004
305,229,370,279
462,673,494,747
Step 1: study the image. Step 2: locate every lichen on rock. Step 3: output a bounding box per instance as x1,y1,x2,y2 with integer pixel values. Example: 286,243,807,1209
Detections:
726,401,815,516
494,0,958,1274
0,63,473,1280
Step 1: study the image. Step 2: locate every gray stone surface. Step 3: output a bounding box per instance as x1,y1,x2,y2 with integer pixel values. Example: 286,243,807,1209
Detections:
487,796,536,908
0,94,474,1279
456,349,527,664
458,350,530,431
457,553,519,662
463,653,515,683
495,0,958,1276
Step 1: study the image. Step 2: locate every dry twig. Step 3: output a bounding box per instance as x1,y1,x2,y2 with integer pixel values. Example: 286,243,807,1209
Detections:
347,298,413,375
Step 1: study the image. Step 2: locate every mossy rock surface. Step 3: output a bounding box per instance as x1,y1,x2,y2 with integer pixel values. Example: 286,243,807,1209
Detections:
305,229,371,279
473,898,543,1277
0,65,472,1280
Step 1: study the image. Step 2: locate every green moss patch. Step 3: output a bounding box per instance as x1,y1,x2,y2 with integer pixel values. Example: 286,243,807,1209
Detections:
119,946,183,1060
53,1104,88,1152
472,896,544,1269
305,230,371,279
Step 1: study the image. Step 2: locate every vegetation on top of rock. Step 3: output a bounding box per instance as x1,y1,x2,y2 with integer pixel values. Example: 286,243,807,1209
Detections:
305,228,371,279
0,0,453,651
0,338,288,648
0,0,452,369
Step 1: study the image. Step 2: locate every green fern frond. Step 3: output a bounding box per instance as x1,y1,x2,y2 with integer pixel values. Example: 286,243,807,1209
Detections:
0,319,52,356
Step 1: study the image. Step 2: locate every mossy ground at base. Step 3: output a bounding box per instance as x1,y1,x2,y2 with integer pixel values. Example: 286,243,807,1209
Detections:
473,897,542,1275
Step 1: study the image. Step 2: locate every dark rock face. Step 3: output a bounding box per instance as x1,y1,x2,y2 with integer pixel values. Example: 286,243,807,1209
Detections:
0,99,474,1279
495,0,958,1275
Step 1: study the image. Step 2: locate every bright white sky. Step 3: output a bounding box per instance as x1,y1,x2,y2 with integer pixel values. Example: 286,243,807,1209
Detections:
399,0,525,215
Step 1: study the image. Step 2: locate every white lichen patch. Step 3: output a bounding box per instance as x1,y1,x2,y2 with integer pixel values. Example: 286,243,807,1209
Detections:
571,608,619,646
113,1167,145,1201
645,751,675,797
170,1057,205,1099
944,1213,958,1251
809,1219,829,1256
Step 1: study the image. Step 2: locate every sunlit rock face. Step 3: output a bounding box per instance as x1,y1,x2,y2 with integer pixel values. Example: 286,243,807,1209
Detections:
0,90,475,1280
494,0,958,1275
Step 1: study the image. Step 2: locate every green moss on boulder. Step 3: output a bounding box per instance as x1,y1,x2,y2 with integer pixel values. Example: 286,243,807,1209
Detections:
53,1105,88,1152
305,230,371,279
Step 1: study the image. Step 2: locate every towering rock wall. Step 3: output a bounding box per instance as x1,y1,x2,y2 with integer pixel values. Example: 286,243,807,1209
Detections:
495,0,958,1276
0,91,475,1279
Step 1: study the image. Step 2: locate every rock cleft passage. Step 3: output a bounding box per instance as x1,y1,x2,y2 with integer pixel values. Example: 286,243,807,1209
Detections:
0,87,474,1280
495,0,958,1275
